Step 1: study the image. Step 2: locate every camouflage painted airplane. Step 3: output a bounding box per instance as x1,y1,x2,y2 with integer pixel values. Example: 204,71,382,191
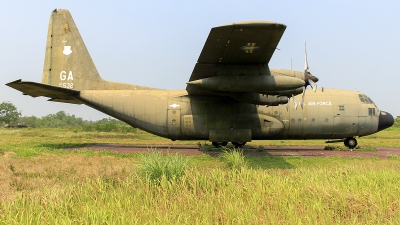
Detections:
6,9,394,149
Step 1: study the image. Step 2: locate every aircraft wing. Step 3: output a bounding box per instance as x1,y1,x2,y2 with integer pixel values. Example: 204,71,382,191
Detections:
187,21,286,94
6,79,83,104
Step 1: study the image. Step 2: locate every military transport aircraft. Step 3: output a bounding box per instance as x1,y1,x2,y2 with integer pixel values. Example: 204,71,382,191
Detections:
6,9,394,149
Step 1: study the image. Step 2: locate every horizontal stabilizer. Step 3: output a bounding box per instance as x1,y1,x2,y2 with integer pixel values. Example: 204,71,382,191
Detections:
6,79,82,104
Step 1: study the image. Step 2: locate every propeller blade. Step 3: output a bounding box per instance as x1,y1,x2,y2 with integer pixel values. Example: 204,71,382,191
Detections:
300,86,306,109
308,79,317,92
299,42,318,110
292,94,298,110
304,43,309,72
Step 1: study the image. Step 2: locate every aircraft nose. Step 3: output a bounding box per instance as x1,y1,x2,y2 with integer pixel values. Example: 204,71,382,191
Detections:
377,111,394,132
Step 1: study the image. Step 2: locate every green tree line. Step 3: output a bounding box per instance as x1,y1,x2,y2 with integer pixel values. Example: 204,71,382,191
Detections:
19,111,136,132
1,101,135,132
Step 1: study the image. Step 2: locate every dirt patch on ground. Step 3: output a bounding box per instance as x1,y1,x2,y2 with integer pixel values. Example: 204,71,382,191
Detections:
67,144,400,158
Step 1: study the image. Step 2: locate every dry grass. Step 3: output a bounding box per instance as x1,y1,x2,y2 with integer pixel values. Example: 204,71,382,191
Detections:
1,155,400,224
1,128,400,224
0,154,137,201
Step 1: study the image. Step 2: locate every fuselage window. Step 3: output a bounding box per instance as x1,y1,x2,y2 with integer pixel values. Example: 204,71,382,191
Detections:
339,105,345,111
368,108,376,116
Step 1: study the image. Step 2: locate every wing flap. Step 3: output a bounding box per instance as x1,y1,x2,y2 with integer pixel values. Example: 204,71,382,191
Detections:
6,79,83,104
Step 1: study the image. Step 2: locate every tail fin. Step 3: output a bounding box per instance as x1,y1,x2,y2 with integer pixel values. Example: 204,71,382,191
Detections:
42,9,105,90
6,9,155,105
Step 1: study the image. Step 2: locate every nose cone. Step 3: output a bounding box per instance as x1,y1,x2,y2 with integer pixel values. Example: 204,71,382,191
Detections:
377,111,394,132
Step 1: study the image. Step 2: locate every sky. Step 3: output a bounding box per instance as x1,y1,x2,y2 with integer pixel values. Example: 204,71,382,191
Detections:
1,1,399,120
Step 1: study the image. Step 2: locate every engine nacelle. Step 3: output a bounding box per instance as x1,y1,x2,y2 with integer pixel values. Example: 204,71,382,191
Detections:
187,75,305,92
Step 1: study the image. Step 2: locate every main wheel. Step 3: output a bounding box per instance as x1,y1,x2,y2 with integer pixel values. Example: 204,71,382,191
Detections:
232,142,246,148
212,142,228,148
344,139,350,148
344,137,357,149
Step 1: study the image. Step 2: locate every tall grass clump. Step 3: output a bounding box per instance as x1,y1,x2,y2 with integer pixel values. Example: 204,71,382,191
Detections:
219,148,248,170
137,150,190,184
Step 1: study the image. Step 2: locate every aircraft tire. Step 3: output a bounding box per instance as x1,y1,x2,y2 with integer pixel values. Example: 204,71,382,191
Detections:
344,137,357,149
344,139,349,148
212,142,228,148
232,142,246,148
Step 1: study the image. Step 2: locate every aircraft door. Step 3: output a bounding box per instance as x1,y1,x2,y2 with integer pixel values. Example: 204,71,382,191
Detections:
168,109,181,137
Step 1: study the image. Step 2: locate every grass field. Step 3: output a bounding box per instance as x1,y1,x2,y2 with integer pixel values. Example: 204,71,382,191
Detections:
1,128,400,224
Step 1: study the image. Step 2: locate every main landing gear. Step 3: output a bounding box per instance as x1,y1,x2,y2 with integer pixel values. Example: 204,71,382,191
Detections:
211,142,247,148
344,137,358,149
212,142,228,147
232,142,246,148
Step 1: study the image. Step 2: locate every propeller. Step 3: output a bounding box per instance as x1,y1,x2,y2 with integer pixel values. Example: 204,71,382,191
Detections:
300,43,319,109
286,43,319,111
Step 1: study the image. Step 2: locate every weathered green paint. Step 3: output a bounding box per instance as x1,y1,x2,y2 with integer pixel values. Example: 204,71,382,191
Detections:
6,9,394,149
77,88,379,141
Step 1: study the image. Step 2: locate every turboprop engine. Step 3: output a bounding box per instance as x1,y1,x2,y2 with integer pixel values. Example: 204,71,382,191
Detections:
187,75,305,93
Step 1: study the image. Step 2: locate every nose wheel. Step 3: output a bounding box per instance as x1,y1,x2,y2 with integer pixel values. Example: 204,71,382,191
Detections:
344,137,357,149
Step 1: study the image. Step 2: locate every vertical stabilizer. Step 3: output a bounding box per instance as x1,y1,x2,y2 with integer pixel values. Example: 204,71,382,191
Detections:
42,9,105,90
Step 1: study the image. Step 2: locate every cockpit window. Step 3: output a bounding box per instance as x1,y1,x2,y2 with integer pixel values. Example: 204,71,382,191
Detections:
358,94,374,104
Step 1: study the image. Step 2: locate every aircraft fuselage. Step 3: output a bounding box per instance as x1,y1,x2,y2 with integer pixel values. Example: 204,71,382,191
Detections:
78,88,385,143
